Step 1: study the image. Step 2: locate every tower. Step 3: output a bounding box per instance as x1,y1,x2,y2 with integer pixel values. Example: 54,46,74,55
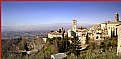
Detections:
115,12,119,22
72,20,77,33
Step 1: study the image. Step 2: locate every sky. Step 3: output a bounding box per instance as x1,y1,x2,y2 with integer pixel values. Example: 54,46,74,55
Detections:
2,2,121,26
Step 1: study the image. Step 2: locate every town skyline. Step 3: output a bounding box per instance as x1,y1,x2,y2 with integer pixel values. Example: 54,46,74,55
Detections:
2,2,121,59
2,2,121,26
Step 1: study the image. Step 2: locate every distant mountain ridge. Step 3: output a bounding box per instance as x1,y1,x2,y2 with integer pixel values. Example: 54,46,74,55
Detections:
2,23,96,32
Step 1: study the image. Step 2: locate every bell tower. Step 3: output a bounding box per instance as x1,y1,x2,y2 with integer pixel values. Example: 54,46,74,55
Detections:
72,20,77,33
115,12,119,22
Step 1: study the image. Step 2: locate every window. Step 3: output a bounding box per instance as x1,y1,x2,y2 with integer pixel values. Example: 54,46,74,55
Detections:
96,36,99,39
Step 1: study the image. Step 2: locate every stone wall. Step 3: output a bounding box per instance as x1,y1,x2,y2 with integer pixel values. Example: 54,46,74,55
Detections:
117,25,121,55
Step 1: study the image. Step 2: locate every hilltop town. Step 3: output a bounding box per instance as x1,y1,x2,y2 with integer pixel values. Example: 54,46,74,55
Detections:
2,12,121,59
47,12,121,59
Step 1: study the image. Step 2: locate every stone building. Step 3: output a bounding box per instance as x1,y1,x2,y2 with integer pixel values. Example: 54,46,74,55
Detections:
117,25,121,56
76,27,89,45
67,29,76,38
101,12,121,37
101,23,107,30
94,30,102,40
48,27,66,39
107,12,121,37
67,20,77,38
107,21,121,37
48,32,66,39
115,12,119,22
79,32,88,45
72,20,77,33
77,27,88,37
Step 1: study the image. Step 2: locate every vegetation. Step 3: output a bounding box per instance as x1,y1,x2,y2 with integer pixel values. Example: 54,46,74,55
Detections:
2,37,45,59
2,36,120,59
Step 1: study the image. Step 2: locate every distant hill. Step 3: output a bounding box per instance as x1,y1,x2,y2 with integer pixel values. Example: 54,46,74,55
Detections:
2,23,96,32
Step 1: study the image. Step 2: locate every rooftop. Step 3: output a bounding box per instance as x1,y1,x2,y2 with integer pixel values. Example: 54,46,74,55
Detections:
49,32,63,35
107,21,121,24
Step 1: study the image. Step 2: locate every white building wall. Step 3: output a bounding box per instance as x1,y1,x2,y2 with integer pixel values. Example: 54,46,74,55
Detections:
68,30,72,37
107,24,118,37
101,23,106,30
80,36,86,45
117,25,121,55
48,33,62,38
72,20,77,33
77,32,81,37
48,33,53,38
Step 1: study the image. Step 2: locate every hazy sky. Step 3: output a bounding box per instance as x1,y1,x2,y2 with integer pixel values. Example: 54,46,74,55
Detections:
2,2,121,26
